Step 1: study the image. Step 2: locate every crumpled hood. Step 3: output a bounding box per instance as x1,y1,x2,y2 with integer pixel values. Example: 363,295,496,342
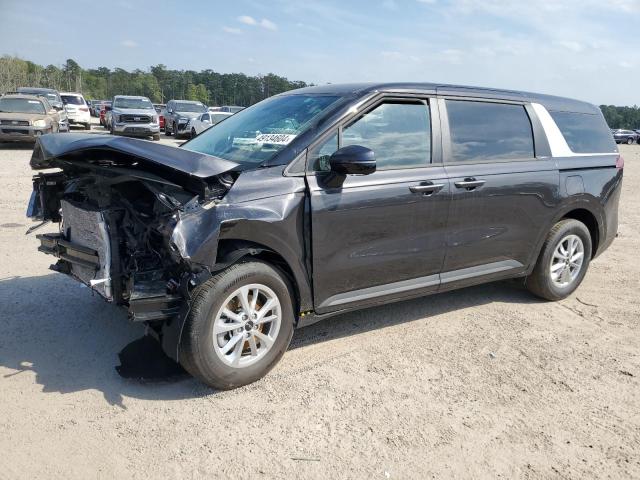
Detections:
30,133,239,179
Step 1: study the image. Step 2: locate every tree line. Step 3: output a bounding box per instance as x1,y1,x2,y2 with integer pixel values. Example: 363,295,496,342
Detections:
600,105,640,130
2,55,638,127
0,55,310,107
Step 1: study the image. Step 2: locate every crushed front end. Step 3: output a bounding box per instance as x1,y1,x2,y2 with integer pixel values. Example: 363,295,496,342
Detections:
26,134,238,328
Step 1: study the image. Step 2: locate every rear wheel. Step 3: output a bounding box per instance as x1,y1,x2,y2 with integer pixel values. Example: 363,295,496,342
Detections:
627,137,634,145
179,261,294,390
152,134,160,141
526,219,592,301
84,123,91,130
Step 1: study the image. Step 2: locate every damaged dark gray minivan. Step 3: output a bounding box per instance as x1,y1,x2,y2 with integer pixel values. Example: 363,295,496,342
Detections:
27,83,623,389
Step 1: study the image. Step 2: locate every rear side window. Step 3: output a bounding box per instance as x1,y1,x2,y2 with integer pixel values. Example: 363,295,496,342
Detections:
446,100,534,162
550,111,617,153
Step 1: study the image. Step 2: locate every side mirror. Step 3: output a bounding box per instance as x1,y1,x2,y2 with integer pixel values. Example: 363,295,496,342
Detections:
329,145,376,175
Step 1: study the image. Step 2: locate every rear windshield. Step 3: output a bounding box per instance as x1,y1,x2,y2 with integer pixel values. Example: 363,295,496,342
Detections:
61,95,85,105
0,98,46,114
550,111,617,153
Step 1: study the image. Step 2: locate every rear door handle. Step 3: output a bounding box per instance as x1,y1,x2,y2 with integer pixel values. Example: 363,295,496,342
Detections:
454,178,486,190
409,182,445,195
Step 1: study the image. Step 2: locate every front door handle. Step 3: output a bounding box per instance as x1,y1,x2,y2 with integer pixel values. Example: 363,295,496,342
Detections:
454,178,486,190
409,182,445,195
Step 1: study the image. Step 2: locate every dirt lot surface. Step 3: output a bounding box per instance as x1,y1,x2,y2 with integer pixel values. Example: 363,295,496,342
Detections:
1,122,639,479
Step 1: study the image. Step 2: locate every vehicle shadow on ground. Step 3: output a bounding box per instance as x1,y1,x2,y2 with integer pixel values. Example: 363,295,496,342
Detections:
0,273,540,406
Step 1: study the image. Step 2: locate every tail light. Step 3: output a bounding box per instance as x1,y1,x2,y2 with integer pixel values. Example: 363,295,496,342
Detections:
616,155,624,169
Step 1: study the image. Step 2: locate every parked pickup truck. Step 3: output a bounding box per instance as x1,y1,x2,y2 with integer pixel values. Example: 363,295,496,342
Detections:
109,95,160,141
26,82,622,390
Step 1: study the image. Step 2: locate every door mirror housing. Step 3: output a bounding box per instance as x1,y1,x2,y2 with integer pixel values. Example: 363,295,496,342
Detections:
329,145,376,175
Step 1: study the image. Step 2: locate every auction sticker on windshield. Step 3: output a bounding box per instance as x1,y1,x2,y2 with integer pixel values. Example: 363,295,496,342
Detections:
255,133,296,145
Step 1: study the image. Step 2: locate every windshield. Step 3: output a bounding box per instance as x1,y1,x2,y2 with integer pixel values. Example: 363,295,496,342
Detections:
185,94,342,167
61,95,84,105
20,91,60,105
113,97,153,110
175,102,206,113
0,98,46,114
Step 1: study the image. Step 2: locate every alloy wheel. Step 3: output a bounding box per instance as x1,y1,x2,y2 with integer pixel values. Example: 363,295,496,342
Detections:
212,284,282,368
549,234,584,287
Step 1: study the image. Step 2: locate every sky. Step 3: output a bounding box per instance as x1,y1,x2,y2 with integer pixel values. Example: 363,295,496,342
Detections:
1,0,639,105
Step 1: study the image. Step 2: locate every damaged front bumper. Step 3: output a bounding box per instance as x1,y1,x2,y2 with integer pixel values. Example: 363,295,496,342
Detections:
27,134,240,325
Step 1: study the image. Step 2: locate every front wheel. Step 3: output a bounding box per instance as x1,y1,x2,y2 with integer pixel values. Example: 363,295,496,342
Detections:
191,127,196,138
152,133,160,141
84,123,91,130
179,261,295,389
526,219,592,301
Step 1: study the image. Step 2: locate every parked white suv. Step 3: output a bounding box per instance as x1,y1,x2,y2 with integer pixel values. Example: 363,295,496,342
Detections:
189,111,233,137
61,92,91,130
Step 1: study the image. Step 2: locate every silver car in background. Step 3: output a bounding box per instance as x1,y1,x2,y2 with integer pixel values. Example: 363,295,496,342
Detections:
188,111,233,137
109,95,160,141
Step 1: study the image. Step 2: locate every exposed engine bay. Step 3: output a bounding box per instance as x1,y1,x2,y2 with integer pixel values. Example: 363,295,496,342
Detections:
27,134,238,323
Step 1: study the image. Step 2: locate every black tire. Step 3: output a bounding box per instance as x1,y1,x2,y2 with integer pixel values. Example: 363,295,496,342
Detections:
179,260,295,389
526,219,592,301
627,137,634,145
84,123,91,130
152,134,160,141
191,127,196,138
165,124,172,136
173,122,179,139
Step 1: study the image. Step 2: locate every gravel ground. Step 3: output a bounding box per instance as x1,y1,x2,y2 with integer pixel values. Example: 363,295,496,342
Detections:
0,121,638,479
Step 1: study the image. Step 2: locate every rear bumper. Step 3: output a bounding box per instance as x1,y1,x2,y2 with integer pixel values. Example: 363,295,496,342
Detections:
67,112,90,124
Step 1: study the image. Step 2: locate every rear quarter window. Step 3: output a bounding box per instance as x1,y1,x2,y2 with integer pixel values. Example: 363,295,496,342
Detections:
550,111,616,154
445,100,535,162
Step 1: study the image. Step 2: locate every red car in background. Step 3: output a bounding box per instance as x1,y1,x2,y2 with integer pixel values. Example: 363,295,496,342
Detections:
99,101,112,127
154,104,166,131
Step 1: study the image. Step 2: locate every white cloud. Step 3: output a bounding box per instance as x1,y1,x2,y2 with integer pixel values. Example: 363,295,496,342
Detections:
120,39,138,48
260,18,278,30
556,40,583,52
237,15,277,31
238,15,257,26
223,26,242,35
